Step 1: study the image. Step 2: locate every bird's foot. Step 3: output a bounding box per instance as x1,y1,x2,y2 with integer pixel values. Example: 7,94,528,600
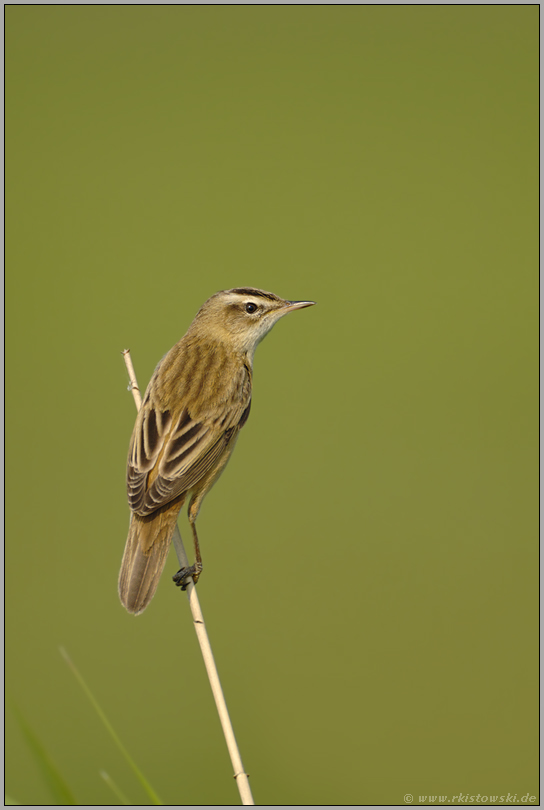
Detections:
172,564,202,591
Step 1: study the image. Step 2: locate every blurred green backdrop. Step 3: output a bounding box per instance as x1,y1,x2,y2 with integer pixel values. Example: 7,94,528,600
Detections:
6,6,538,806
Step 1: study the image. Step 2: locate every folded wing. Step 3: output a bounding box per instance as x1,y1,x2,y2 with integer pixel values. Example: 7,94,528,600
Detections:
127,369,251,517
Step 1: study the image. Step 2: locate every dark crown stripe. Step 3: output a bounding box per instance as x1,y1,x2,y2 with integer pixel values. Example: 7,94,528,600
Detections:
230,288,279,301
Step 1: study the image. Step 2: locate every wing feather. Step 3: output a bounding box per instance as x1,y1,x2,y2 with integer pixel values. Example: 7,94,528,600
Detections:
142,427,237,514
127,352,251,517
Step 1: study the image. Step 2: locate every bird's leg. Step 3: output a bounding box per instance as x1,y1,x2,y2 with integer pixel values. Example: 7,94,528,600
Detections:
172,504,203,590
189,519,203,582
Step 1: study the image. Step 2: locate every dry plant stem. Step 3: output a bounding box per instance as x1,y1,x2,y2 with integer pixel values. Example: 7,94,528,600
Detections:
122,349,255,807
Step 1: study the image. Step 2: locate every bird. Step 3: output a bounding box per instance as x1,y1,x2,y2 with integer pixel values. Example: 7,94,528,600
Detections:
119,287,315,614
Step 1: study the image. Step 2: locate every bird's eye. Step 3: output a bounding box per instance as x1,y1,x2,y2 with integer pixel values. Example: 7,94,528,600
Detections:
245,302,258,314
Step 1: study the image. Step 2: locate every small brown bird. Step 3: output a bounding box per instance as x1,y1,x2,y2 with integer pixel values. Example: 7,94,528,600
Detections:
119,287,315,614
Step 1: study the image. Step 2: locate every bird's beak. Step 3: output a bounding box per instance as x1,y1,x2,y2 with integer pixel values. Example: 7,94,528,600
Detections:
281,299,317,314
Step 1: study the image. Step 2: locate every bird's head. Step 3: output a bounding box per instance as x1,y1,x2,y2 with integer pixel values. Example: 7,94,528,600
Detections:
189,287,316,359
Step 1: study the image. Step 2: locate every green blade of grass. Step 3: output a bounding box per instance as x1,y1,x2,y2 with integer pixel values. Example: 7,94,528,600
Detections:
9,703,77,805
100,770,131,805
59,647,163,806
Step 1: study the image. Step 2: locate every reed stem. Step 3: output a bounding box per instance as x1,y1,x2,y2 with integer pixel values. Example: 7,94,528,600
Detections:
121,349,254,806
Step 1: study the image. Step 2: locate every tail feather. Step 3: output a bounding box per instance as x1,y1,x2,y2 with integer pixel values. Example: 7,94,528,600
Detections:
118,495,185,615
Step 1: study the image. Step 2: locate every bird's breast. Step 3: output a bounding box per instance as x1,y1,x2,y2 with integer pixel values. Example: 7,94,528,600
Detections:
159,339,251,420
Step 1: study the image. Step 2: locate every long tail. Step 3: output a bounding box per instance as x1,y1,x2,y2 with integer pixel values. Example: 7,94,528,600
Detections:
118,495,186,615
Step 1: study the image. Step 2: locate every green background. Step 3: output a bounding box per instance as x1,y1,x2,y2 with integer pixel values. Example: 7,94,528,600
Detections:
6,6,538,806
